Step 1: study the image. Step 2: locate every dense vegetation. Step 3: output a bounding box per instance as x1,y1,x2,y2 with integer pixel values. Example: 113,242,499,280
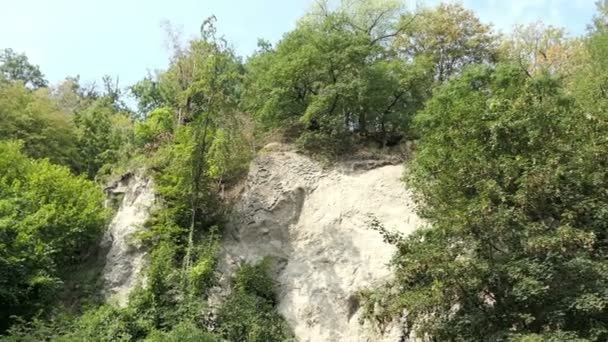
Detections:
1,0,607,341
364,3,608,342
0,141,106,331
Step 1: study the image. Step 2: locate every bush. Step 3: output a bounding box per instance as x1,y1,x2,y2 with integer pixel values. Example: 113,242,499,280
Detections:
233,258,277,303
218,291,291,342
60,305,146,342
217,258,293,342
187,228,220,296
295,130,353,160
145,321,218,342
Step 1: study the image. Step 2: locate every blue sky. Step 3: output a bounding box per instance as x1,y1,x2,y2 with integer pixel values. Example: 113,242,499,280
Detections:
0,0,599,89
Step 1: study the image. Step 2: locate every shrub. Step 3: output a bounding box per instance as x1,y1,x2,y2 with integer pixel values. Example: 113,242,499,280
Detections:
217,258,293,342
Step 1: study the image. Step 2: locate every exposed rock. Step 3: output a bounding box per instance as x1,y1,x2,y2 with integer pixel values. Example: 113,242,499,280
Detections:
219,147,423,341
101,172,155,307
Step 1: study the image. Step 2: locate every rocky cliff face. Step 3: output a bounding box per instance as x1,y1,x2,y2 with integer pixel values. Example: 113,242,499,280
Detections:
218,146,423,341
98,149,421,340
101,173,155,306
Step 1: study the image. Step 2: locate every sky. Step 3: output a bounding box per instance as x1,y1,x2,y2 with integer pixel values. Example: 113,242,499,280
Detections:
0,0,599,89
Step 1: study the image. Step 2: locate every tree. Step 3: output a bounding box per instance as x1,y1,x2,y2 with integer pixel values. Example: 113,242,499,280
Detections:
50,76,96,115
367,64,608,341
568,1,608,117
130,74,167,117
501,22,576,77
170,16,245,280
394,3,499,82
245,0,430,152
134,107,175,147
0,141,107,332
129,18,248,314
100,75,131,113
306,0,404,44
0,82,79,169
0,49,47,89
74,98,134,179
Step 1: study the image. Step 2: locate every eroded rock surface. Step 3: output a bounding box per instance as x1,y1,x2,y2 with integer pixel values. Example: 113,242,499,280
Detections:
219,147,423,341
101,173,155,306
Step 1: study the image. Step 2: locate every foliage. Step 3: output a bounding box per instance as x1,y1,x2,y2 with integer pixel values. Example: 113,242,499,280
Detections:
207,125,253,182
0,82,80,169
75,99,134,178
133,107,175,147
0,141,107,331
186,236,219,297
6,2,608,341
142,127,222,244
0,68,134,178
395,3,499,82
366,64,608,341
217,259,293,342
59,304,147,341
0,48,47,89
500,22,576,77
50,76,98,114
145,321,218,342
3,315,73,342
130,67,181,117
245,0,432,151
568,3,608,117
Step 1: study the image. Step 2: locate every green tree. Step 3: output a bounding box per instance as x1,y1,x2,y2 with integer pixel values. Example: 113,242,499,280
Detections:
110,18,250,338
395,3,498,82
166,16,245,282
368,64,608,341
0,49,47,89
500,22,575,77
130,75,168,117
569,1,608,117
0,141,107,331
0,82,79,168
75,99,134,178
245,0,430,152
133,107,175,148
50,76,97,115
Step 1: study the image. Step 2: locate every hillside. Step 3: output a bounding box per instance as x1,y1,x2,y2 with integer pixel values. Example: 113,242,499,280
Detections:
1,1,607,341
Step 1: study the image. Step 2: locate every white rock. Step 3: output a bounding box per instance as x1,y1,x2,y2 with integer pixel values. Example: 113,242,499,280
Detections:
220,150,423,341
101,173,155,307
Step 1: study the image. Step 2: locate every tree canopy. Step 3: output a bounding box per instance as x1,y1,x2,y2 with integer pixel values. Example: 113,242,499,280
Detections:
395,3,499,81
0,83,79,168
366,63,608,341
245,1,435,153
0,49,47,89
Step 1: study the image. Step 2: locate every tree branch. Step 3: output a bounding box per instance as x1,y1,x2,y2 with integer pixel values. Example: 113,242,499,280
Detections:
369,13,418,46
